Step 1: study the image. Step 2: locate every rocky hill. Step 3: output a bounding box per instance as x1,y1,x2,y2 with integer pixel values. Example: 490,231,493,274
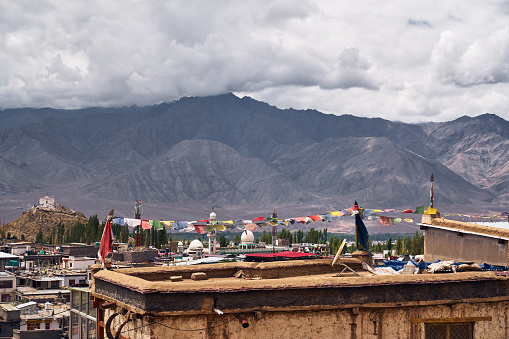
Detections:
3,204,87,242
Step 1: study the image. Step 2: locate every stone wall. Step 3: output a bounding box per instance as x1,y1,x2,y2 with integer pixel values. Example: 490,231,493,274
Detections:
103,300,508,339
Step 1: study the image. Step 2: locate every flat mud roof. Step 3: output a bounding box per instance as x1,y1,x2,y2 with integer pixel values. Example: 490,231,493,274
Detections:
91,259,509,315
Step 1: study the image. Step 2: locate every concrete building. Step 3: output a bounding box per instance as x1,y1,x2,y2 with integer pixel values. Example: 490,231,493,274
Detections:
0,242,31,256
111,249,159,263
420,217,509,266
61,244,98,258
17,302,68,333
25,276,63,290
0,271,16,302
62,256,96,270
0,251,20,270
0,303,21,337
15,287,70,303
54,272,88,287
69,287,97,339
22,254,62,268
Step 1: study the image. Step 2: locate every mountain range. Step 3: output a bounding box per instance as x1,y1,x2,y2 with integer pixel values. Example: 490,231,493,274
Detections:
0,93,507,226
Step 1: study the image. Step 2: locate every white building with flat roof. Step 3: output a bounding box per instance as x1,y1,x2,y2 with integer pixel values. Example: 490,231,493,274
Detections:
38,194,55,209
0,271,16,302
62,257,96,270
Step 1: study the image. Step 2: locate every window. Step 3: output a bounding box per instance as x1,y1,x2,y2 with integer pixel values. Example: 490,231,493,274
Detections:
425,323,473,339
27,322,41,330
51,281,60,288
71,313,79,338
81,315,87,339
72,290,81,310
0,280,13,288
81,291,88,314
88,318,97,339
45,321,51,329
69,279,75,286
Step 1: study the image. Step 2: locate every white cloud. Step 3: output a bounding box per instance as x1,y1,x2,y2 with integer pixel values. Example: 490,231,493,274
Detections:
431,27,509,86
0,0,508,122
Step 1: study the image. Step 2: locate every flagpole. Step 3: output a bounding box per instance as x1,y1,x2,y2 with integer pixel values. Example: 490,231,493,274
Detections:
430,174,434,208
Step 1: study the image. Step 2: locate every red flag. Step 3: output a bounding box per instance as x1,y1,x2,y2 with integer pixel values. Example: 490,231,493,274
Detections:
380,216,390,227
252,217,264,221
98,211,114,267
194,225,205,234
140,220,152,229
309,215,322,222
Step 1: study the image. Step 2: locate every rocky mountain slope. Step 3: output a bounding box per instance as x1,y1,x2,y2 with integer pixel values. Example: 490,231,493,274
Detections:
0,93,507,223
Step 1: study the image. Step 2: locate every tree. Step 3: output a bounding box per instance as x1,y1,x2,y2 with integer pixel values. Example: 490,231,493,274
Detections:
260,231,271,244
84,215,100,243
403,236,412,254
57,222,65,244
219,236,229,248
64,229,70,244
120,225,129,244
328,235,345,256
36,230,44,244
295,229,304,243
69,221,86,243
386,236,392,252
45,228,55,245
157,230,168,248
233,234,241,243
395,237,403,255
144,229,151,247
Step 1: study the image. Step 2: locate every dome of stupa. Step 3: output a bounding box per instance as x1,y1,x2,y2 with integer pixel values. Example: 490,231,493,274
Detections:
189,239,204,251
209,211,217,220
241,230,254,244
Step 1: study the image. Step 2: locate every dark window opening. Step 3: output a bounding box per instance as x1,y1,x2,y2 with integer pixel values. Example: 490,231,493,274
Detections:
425,322,473,339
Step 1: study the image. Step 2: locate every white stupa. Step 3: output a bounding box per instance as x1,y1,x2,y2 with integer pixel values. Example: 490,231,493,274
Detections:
187,239,204,255
239,230,256,250
241,230,254,244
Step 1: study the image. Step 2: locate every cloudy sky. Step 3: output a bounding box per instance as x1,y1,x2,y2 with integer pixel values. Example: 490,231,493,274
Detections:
1,1,508,122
